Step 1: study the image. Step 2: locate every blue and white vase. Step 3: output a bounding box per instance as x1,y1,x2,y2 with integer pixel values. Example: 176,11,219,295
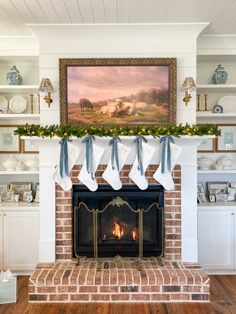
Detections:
212,64,228,84
6,65,22,85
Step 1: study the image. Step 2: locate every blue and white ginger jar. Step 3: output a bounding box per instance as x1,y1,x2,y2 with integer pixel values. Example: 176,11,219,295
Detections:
6,65,22,85
212,64,228,84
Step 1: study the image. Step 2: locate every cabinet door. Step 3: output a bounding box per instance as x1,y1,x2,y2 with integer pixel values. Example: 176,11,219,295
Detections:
0,213,3,270
198,210,234,270
3,211,39,271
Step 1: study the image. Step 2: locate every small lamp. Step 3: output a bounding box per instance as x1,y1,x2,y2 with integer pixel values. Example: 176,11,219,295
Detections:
182,77,196,106
38,78,54,108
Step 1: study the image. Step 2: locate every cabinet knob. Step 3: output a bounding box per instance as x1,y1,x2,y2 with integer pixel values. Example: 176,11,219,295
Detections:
3,213,7,216
231,213,234,216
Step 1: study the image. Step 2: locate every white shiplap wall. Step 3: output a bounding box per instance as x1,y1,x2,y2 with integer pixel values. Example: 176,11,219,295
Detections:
27,24,208,126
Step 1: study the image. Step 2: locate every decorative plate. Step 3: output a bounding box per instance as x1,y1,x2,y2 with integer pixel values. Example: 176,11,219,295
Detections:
9,95,27,113
0,96,8,111
217,95,236,113
212,104,223,113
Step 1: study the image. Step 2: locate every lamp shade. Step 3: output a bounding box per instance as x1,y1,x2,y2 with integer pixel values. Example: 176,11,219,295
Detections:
38,78,54,92
182,77,196,92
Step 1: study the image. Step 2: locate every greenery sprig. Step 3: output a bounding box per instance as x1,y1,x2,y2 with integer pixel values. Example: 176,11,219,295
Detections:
14,124,220,139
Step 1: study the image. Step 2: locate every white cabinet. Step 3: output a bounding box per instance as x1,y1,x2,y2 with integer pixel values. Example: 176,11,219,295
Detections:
0,208,39,271
198,209,234,270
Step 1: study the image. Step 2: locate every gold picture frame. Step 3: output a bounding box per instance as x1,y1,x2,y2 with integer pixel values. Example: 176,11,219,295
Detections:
59,58,177,126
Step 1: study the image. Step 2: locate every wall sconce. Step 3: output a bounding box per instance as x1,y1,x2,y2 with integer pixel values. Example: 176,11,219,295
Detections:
182,77,196,106
38,78,54,108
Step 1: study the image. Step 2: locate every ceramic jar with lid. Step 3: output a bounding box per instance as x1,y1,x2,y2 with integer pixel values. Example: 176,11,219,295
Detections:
6,65,22,85
212,64,228,84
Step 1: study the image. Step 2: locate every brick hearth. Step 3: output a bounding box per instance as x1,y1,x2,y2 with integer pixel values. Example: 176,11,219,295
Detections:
29,260,209,302
29,164,210,303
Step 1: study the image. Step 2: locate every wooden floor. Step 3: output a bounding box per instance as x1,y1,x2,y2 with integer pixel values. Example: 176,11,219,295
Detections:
1,276,236,314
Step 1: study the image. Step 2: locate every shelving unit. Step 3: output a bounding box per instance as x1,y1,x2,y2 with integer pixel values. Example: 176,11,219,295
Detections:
0,202,39,209
197,84,236,92
0,85,39,94
0,113,40,120
197,52,236,273
0,170,39,175
0,55,40,273
198,169,236,174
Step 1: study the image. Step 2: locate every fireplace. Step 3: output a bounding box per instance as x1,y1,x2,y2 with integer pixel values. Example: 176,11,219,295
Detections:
73,185,164,258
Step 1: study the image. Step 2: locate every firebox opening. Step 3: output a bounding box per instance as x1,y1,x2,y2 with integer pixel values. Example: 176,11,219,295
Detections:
73,185,164,258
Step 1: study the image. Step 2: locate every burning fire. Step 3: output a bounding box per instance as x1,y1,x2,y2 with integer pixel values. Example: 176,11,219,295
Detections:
112,222,124,239
110,222,138,241
132,229,138,240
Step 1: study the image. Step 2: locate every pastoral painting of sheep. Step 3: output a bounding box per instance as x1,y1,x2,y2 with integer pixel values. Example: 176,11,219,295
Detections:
60,58,176,125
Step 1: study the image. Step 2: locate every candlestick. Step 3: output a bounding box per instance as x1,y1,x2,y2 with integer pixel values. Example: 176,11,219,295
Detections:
204,94,209,111
29,94,34,114
197,94,201,111
37,94,40,114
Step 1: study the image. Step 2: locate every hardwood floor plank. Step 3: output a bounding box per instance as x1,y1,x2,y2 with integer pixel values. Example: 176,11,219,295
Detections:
1,276,236,314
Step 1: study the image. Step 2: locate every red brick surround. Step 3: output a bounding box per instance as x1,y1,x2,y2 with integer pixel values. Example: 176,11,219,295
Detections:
29,164,210,303
56,164,181,261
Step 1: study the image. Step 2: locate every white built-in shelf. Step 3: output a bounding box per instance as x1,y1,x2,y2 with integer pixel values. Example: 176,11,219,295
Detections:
0,170,39,175
0,113,40,120
198,169,236,174
0,84,39,94
197,84,236,92
198,201,236,208
197,112,236,119
0,202,39,210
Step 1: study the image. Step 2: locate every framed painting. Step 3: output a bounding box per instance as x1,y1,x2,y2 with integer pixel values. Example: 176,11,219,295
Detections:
59,58,176,125
216,124,236,152
198,138,216,152
0,125,20,153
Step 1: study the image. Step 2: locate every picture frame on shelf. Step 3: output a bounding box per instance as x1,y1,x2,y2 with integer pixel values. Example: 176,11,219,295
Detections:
197,182,207,203
21,139,38,154
34,183,39,203
209,195,216,203
207,181,229,194
216,124,236,152
198,138,215,152
11,194,19,203
0,184,8,197
10,182,32,201
22,191,33,202
4,190,14,202
59,58,177,126
0,125,20,153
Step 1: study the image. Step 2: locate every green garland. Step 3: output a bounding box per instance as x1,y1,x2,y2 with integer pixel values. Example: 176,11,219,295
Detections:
14,124,220,138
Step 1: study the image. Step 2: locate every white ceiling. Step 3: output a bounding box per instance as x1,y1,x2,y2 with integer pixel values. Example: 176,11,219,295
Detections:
0,0,236,36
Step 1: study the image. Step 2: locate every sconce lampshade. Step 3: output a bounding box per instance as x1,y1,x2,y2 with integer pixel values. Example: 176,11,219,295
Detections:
38,78,54,93
182,77,196,92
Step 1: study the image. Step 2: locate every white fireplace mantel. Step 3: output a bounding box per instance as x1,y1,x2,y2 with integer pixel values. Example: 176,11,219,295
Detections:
25,135,213,263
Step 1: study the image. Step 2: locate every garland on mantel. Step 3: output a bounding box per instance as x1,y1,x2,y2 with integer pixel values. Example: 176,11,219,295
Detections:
15,123,220,139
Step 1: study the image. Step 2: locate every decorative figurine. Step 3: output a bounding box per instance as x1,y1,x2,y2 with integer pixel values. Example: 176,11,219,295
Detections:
197,94,201,111
6,65,22,85
212,64,228,84
204,94,209,111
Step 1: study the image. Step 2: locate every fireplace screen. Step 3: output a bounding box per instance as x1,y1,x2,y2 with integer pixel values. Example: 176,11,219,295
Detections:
73,185,164,258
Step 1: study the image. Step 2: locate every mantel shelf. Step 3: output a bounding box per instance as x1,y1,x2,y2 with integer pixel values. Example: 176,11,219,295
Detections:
0,85,39,94
197,84,236,92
